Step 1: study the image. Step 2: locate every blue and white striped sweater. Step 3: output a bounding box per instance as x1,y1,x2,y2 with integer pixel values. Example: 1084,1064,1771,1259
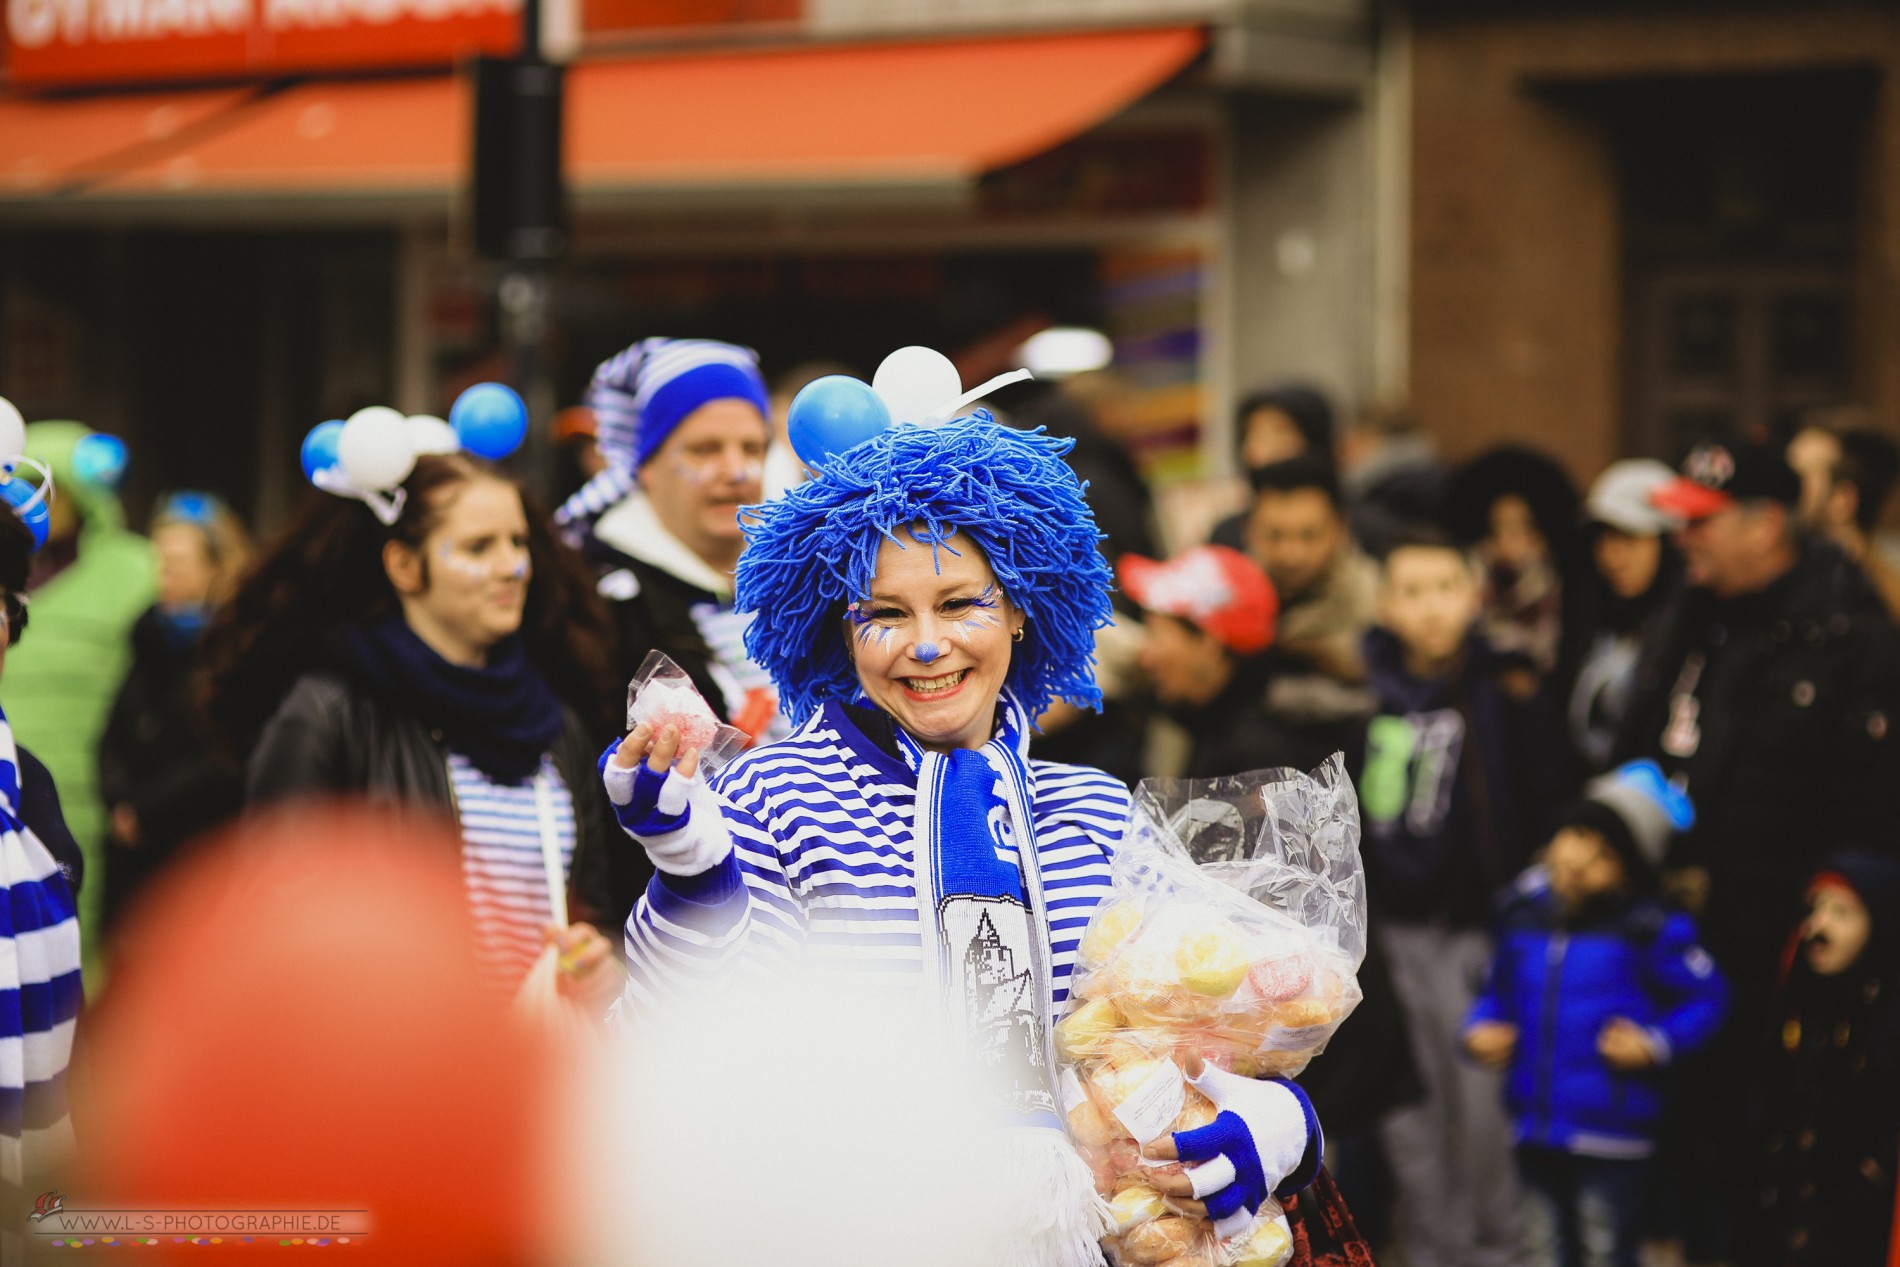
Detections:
620,701,1129,1022
0,715,80,1187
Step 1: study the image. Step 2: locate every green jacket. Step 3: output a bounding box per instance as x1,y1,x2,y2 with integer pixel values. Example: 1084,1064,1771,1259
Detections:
5,422,155,960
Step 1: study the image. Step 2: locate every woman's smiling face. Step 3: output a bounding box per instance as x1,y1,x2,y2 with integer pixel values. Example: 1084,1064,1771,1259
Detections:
846,529,1025,753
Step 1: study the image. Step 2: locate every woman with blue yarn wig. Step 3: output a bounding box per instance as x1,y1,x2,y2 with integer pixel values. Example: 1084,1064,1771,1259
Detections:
601,374,1323,1267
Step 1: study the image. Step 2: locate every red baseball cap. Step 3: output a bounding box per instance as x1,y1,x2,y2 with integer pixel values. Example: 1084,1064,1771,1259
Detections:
1119,545,1278,655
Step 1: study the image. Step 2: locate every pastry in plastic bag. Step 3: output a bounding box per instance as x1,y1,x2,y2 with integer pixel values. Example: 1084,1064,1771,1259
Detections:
1108,1182,1169,1233
1229,1207,1294,1267
1058,758,1369,1262
1120,1215,1202,1265
1169,1086,1219,1135
1088,1047,1185,1146
1175,923,1250,998
1081,900,1143,966
1055,996,1125,1061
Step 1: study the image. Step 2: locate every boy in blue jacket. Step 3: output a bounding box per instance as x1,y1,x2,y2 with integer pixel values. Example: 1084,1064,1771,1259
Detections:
1464,761,1728,1267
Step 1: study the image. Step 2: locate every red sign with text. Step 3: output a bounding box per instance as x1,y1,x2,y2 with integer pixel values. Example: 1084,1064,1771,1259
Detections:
4,0,520,87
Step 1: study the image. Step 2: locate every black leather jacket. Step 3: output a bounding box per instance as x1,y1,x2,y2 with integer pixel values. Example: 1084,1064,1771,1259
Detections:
246,672,646,933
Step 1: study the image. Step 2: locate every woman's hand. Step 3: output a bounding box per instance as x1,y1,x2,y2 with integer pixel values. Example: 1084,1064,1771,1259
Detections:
600,724,701,838
611,722,702,780
598,726,733,876
547,921,621,1010
1140,1055,1320,1237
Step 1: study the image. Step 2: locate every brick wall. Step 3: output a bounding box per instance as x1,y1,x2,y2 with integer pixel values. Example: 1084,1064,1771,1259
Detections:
1409,4,1900,482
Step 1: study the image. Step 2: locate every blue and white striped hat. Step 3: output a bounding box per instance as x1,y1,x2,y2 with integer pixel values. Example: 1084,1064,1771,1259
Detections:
553,337,769,540
588,338,769,476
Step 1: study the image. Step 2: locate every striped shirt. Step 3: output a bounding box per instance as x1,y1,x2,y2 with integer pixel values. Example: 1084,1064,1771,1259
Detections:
618,701,1130,1024
448,752,575,991
0,718,81,1189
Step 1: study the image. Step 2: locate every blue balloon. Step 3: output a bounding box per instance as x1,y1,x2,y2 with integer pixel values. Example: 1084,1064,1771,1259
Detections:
788,376,891,469
451,383,528,461
0,477,48,549
301,420,346,480
72,432,128,491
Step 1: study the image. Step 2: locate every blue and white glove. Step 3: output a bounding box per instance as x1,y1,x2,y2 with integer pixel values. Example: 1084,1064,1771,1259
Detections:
598,739,733,877
1169,1065,1322,1238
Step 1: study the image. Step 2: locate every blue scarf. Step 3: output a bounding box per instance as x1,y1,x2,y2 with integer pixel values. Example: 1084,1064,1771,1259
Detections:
893,696,1062,1124
883,693,1107,1267
343,616,566,785
0,703,81,1185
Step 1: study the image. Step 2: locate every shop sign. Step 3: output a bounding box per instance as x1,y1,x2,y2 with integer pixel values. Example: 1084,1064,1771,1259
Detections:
5,0,519,87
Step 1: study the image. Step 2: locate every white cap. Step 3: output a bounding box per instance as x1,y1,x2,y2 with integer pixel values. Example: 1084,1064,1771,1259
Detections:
1585,459,1682,535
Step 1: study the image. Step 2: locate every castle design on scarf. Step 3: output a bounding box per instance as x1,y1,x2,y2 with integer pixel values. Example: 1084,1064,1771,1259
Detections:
957,903,1051,1112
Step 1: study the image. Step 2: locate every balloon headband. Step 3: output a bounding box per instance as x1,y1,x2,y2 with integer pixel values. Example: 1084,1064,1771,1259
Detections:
785,345,1032,472
0,396,59,550
300,383,528,527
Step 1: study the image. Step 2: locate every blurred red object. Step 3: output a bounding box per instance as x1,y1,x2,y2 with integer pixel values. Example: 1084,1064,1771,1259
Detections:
551,406,598,445
73,805,552,1264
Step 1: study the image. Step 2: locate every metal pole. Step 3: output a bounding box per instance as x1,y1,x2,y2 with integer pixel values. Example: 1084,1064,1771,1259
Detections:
500,0,561,501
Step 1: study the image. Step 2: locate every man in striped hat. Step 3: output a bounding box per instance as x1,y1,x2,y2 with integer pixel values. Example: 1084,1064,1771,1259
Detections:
556,339,788,746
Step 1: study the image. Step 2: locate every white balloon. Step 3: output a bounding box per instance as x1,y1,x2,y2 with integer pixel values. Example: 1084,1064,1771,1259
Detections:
871,346,962,427
405,414,459,455
0,397,24,464
339,406,416,492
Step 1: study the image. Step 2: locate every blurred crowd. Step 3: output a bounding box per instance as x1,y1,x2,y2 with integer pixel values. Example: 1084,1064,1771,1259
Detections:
0,346,1896,1267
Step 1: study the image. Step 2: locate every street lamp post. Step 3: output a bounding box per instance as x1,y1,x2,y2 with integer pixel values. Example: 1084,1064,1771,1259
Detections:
472,0,566,498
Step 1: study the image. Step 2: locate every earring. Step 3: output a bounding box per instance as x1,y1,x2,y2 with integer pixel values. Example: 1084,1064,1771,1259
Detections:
1012,626,1025,643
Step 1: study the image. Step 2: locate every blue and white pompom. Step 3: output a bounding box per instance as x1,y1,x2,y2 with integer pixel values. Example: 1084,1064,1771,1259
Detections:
785,345,1032,472
300,383,527,525
0,397,53,550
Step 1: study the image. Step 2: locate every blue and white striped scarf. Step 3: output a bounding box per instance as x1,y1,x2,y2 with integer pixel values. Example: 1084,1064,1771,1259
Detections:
0,705,81,1188
887,694,1109,1267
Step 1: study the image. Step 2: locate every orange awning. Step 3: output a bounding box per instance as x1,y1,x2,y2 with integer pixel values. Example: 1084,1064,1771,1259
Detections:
569,27,1206,191
0,26,1203,205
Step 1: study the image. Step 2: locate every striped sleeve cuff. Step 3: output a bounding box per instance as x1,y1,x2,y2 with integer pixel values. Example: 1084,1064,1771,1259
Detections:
646,853,748,933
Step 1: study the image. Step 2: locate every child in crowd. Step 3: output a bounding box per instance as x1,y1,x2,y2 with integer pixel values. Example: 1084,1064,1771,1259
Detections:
1465,761,1728,1267
1742,851,1900,1267
1358,524,1567,1267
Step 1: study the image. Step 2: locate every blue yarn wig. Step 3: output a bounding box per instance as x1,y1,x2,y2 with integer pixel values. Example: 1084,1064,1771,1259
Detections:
736,412,1114,726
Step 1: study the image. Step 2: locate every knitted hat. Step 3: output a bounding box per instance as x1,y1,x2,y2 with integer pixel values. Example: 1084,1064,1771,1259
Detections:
585,338,769,476
1808,850,1900,976
1563,760,1695,884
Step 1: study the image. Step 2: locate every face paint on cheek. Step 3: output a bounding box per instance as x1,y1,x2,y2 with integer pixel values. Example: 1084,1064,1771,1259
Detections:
954,585,1004,639
434,546,494,583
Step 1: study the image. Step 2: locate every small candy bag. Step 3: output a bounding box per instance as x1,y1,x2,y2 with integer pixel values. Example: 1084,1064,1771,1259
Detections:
625,650,751,775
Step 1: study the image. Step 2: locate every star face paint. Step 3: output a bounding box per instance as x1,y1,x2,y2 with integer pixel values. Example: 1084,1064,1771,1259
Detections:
914,641,943,664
